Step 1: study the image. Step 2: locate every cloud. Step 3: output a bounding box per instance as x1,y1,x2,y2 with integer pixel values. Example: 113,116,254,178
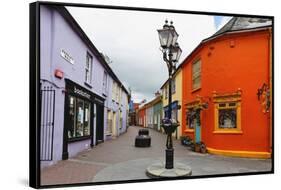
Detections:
67,7,217,103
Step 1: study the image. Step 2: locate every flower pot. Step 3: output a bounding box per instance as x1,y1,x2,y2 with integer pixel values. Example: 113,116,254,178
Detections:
194,143,201,152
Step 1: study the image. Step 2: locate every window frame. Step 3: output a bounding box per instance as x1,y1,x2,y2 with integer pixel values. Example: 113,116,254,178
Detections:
192,58,201,91
213,93,242,134
67,95,92,141
85,53,93,85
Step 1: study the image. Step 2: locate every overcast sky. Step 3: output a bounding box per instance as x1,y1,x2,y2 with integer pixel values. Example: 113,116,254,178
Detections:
67,6,231,103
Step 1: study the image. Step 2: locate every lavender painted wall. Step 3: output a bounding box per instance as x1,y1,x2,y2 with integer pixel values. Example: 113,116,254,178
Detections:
40,5,129,168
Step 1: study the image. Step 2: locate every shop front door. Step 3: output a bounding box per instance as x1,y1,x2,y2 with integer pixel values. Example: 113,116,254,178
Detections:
194,114,201,143
95,103,104,144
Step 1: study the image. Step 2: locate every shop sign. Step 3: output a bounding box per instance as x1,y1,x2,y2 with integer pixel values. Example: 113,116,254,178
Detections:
94,97,104,104
60,49,74,64
74,87,91,99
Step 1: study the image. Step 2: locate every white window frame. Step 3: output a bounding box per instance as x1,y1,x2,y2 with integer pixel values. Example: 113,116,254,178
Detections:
85,53,93,85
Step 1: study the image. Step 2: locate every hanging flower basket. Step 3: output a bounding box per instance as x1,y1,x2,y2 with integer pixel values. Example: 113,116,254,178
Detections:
161,118,179,135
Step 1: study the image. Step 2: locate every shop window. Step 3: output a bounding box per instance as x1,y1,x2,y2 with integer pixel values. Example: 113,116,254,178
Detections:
214,93,242,133
85,53,93,85
192,59,201,90
68,96,91,139
185,110,196,131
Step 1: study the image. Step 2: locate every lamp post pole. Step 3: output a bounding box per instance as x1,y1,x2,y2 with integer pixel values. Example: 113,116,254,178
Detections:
165,49,174,169
146,20,191,177
157,20,182,169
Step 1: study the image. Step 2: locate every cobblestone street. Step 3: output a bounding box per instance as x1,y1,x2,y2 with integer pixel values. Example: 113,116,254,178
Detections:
41,126,272,185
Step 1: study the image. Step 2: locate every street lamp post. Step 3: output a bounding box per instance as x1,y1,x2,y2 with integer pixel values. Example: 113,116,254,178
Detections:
158,20,182,169
146,20,191,178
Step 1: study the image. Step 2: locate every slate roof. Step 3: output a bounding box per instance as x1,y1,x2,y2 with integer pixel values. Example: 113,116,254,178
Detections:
212,17,272,38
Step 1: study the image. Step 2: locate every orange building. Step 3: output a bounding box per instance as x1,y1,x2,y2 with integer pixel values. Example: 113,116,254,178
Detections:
181,17,272,158
137,104,147,127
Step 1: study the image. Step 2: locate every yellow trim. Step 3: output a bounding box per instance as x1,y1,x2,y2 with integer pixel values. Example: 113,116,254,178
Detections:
214,92,242,133
184,129,194,133
207,147,271,159
213,130,243,134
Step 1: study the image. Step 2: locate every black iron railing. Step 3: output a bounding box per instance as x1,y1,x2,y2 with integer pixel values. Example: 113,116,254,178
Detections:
40,86,55,161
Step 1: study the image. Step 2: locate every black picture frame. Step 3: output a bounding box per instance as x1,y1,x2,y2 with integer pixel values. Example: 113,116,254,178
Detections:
30,1,274,188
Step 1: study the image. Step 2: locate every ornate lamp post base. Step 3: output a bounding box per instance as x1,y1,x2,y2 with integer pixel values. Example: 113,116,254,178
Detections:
146,120,192,178
146,162,192,178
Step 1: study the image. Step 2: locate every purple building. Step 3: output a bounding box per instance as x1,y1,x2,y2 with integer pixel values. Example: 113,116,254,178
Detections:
40,5,129,168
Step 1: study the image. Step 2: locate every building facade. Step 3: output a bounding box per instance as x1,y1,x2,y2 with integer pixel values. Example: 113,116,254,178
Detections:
146,102,154,128
152,96,162,131
137,104,146,127
181,17,272,158
40,5,129,168
128,101,139,126
161,68,183,139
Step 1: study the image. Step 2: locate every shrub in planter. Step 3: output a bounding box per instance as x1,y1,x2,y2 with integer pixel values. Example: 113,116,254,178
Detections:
180,136,193,146
180,136,187,145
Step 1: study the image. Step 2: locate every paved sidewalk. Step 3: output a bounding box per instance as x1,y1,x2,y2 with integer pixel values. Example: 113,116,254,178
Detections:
41,126,272,185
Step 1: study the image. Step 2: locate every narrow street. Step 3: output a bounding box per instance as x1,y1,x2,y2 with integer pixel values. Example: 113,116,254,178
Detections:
41,126,271,185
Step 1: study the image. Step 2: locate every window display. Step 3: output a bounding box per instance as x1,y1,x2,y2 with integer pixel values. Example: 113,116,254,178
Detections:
68,95,91,139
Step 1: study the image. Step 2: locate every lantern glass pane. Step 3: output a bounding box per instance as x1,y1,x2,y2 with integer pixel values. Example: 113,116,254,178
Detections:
176,48,182,62
171,50,178,61
171,30,179,46
158,29,173,48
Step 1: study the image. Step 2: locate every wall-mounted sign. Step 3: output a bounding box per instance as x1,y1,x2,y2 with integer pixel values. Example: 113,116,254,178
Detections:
74,87,91,99
60,49,74,64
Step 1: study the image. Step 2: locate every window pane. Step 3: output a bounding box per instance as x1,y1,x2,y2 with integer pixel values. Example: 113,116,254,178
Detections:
85,54,92,84
86,58,89,69
85,69,90,83
193,77,201,89
219,109,237,128
192,60,201,89
219,103,226,107
68,96,76,138
229,102,236,107
76,98,84,137
190,119,195,129
84,101,91,136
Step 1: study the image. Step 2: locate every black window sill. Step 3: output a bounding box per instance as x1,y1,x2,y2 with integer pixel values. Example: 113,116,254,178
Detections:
84,82,92,89
68,135,91,143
